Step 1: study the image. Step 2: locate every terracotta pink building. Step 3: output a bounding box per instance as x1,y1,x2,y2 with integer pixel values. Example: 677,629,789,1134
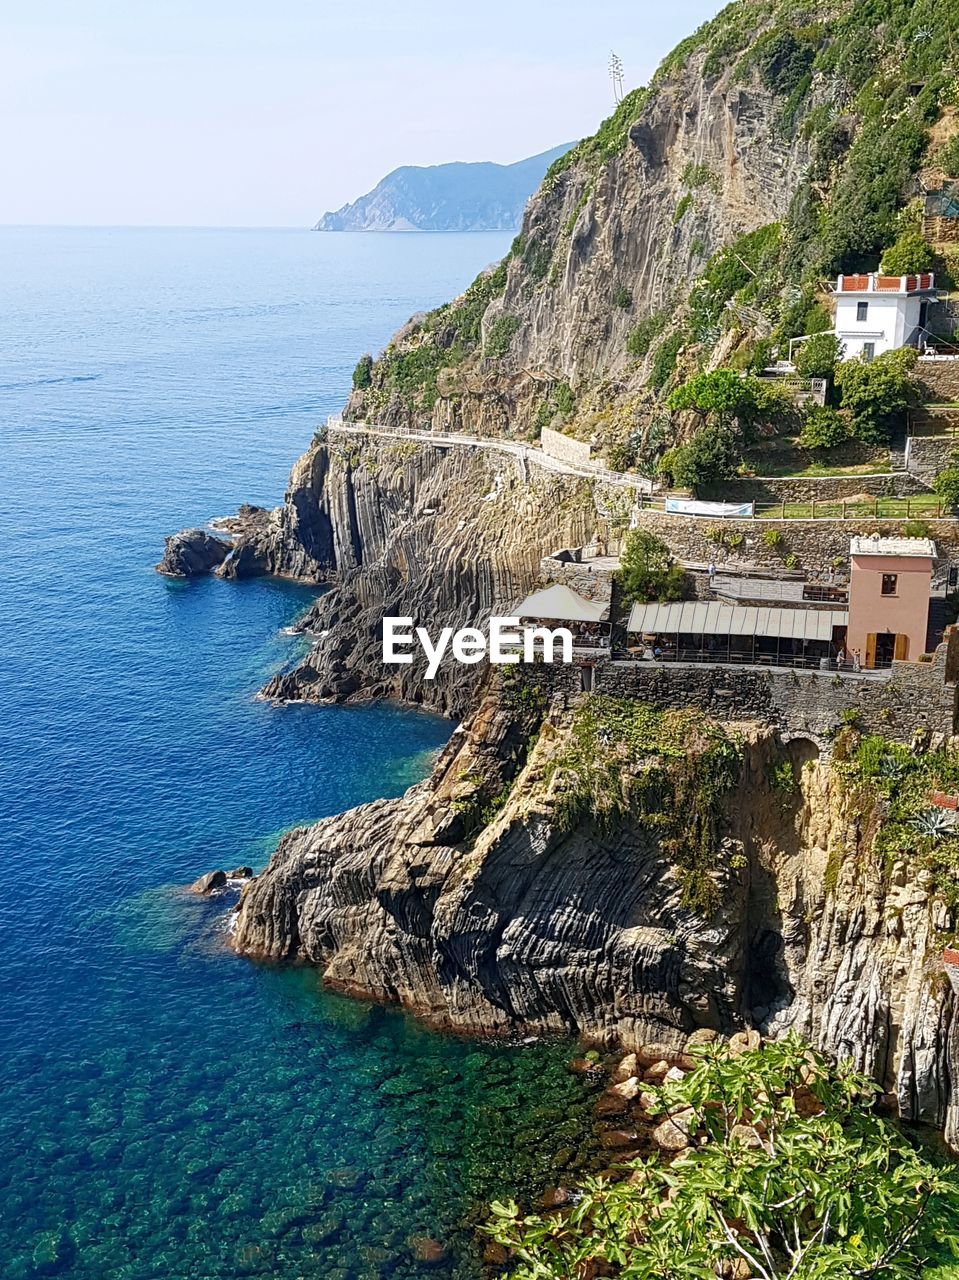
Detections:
846,535,936,667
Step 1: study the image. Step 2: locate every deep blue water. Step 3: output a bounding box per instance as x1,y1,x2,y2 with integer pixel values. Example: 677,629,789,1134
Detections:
0,228,594,1280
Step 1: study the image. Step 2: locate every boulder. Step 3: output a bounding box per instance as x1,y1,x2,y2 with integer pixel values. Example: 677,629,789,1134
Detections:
593,1091,630,1120
663,1066,686,1084
643,1059,671,1083
156,528,230,578
610,1077,641,1100
635,1042,677,1068
227,866,253,880
539,1187,573,1209
568,1057,604,1076
651,1108,696,1152
409,1236,447,1266
685,1028,718,1049
612,1053,638,1082
190,870,227,894
729,1029,762,1057
599,1128,640,1149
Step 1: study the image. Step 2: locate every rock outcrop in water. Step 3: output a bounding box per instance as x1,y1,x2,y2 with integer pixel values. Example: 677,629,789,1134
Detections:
156,529,230,578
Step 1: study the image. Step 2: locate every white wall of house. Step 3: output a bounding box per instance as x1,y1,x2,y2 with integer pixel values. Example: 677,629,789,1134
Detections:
833,292,925,360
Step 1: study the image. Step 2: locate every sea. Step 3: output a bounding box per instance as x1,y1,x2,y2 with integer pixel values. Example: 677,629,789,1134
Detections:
0,227,594,1280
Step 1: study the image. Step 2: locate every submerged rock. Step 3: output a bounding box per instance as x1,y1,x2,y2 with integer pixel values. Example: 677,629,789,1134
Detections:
408,1235,447,1266
156,528,230,578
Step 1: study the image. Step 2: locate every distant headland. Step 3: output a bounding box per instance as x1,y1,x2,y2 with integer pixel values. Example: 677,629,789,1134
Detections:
313,143,573,232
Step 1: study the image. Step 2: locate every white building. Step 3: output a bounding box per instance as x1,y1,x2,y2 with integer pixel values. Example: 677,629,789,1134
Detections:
832,272,938,361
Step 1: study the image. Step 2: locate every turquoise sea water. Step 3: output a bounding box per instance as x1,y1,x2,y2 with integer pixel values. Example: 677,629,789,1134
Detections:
0,228,595,1279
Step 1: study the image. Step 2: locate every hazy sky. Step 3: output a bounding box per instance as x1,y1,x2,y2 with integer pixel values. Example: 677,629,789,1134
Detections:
3,1,724,227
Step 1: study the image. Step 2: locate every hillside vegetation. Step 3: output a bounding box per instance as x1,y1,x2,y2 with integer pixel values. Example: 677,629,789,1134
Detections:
346,0,959,466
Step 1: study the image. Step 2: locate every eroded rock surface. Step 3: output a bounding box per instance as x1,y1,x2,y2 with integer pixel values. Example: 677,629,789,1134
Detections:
233,688,959,1142
156,529,230,578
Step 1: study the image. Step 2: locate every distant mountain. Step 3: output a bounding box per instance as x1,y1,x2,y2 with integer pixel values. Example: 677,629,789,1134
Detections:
314,144,575,233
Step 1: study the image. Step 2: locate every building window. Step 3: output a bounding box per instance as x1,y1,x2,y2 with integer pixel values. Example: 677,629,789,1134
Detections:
857,301,869,321
881,573,898,596
863,342,876,362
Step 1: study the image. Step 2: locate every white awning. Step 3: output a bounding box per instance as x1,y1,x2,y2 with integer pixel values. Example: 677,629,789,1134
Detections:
514,583,609,623
626,600,847,642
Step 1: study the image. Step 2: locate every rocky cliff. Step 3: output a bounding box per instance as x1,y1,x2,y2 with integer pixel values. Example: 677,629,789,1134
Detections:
315,145,573,232
233,678,959,1145
345,0,956,461
215,429,604,715
166,0,959,1149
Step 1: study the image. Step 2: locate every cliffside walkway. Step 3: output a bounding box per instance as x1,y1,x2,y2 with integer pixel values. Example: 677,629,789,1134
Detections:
325,417,653,493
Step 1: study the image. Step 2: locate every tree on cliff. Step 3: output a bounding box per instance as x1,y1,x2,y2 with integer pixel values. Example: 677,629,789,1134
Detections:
835,348,919,445
488,1034,959,1279
615,530,690,604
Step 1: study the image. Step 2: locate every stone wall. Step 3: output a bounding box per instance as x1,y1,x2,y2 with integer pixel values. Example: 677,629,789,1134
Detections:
917,357,959,403
524,636,959,746
541,426,593,466
634,508,959,581
702,473,930,503
538,556,615,600
905,434,956,484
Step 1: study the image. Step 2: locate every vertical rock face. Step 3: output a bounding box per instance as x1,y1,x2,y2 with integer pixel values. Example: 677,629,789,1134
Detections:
233,690,958,1139
348,53,809,438
224,432,601,716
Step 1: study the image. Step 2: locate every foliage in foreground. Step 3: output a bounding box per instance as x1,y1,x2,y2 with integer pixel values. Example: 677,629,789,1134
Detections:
488,1034,959,1279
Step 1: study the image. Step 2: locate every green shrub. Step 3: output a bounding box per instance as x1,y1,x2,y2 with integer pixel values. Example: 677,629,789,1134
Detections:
761,527,783,548
881,230,936,275
649,332,685,390
484,314,520,359
616,530,691,604
835,348,919,444
753,29,817,97
552,382,575,415
794,331,842,380
659,425,741,493
613,285,632,309
934,462,959,510
351,354,373,390
901,519,930,539
687,223,782,343
681,162,717,189
940,134,959,178
673,193,693,223
626,311,667,357
799,405,849,451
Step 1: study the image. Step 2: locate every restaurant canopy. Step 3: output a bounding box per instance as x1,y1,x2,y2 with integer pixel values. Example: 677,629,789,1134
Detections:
514,584,609,623
626,600,848,643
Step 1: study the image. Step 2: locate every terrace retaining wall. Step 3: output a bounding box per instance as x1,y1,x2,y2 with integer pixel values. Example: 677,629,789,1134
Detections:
521,635,959,747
